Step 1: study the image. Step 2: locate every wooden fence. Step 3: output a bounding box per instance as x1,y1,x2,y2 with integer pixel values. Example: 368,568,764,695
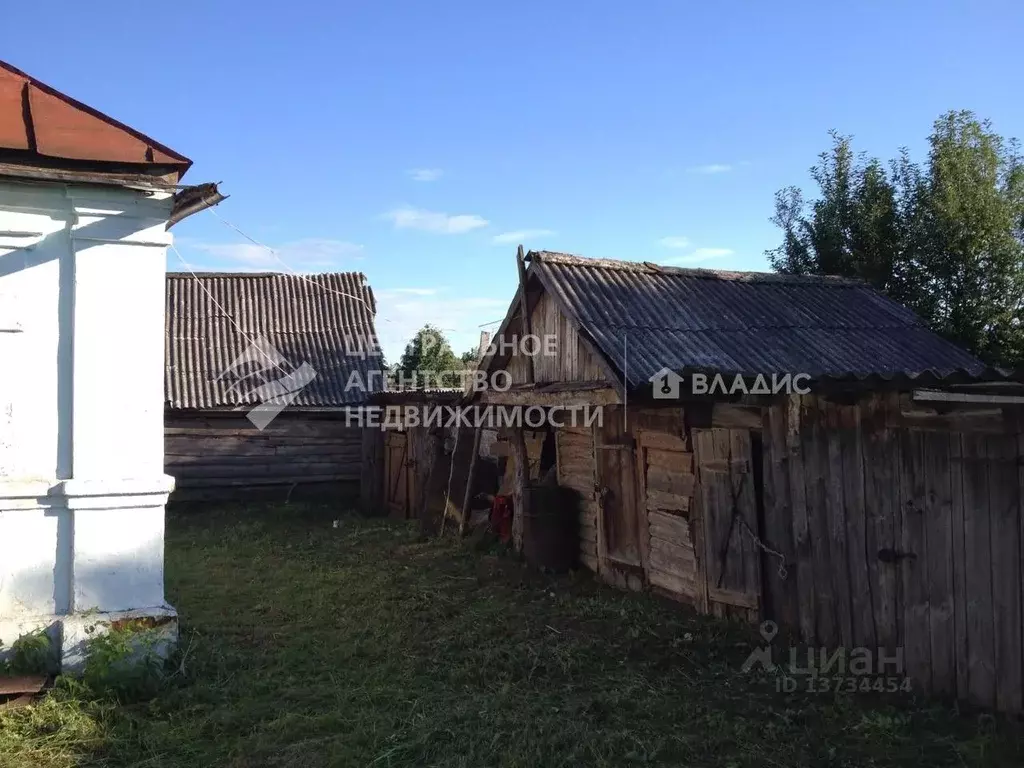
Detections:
760,393,1024,712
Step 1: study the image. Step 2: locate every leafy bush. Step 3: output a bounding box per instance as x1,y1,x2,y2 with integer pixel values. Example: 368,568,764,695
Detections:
65,620,169,701
0,629,54,676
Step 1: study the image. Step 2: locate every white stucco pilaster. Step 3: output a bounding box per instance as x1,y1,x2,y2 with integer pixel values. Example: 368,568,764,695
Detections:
0,181,178,671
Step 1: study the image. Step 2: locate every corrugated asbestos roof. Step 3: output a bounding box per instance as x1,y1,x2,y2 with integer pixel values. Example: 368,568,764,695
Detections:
527,251,995,387
0,60,191,180
165,272,381,409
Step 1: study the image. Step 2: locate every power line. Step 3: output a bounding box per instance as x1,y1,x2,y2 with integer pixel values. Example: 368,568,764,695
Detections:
202,200,389,322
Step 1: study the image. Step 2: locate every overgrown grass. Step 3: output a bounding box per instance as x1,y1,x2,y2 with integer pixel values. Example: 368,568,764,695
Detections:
2,503,1022,766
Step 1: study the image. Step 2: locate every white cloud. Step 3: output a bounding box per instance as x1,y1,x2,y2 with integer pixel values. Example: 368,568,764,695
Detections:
384,207,489,234
374,289,509,363
688,164,733,175
189,238,364,272
408,168,443,182
690,247,734,260
388,287,438,296
665,247,735,264
492,229,556,245
657,236,691,249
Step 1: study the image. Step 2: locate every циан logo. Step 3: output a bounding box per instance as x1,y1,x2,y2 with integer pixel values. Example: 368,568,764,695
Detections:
216,335,317,430
742,620,911,694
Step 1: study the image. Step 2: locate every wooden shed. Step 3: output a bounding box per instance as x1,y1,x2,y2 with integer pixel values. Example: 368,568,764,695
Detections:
164,271,381,501
474,249,1024,713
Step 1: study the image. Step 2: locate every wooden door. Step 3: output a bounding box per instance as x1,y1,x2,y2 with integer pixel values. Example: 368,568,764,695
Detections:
694,428,762,620
594,412,642,588
384,431,410,519
635,429,702,605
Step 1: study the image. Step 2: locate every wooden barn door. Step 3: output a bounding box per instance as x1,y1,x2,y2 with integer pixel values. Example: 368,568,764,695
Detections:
694,428,762,620
594,413,642,589
384,431,410,519
635,429,703,605
896,429,1023,710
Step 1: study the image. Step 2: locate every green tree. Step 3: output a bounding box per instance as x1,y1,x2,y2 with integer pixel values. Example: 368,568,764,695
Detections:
396,324,461,388
768,111,1024,368
768,132,902,292
918,111,1024,365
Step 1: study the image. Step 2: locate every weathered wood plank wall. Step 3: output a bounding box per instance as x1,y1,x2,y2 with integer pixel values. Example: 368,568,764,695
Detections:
506,291,609,385
359,426,385,514
761,393,1024,712
165,412,362,501
490,389,1024,713
568,405,757,611
556,425,600,571
636,424,701,606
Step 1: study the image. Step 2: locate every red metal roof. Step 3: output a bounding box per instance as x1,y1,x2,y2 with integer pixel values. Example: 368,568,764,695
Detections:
0,61,191,179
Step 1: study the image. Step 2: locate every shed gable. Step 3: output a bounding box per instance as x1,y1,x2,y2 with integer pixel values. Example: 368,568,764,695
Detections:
502,289,610,387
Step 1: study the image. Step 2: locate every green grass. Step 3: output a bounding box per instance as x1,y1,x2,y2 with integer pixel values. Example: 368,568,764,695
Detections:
2,503,1023,767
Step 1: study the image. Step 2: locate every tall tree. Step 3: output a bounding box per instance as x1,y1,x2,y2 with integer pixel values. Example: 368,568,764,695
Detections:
917,111,1024,364
396,324,461,387
768,111,1024,368
768,132,902,291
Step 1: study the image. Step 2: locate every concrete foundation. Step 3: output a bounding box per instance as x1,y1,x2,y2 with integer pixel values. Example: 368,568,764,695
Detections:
0,477,177,671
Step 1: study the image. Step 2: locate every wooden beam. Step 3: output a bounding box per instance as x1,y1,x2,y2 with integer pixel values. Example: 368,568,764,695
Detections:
708,586,759,610
913,389,1024,404
711,403,764,430
511,427,529,552
478,386,621,407
634,428,688,452
458,427,483,536
516,245,535,385
889,396,1012,433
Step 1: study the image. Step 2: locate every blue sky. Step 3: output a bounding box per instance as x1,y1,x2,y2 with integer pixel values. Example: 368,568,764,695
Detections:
5,1,1023,361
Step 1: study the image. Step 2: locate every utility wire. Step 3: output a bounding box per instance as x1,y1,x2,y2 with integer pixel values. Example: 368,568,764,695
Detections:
169,242,290,376
201,201,498,343
203,200,387,319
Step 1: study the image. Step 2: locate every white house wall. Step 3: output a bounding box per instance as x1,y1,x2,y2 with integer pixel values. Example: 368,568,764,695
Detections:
0,180,177,670
0,186,66,480
71,190,169,480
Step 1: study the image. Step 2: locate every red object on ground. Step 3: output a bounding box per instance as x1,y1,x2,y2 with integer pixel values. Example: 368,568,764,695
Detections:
491,495,512,543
